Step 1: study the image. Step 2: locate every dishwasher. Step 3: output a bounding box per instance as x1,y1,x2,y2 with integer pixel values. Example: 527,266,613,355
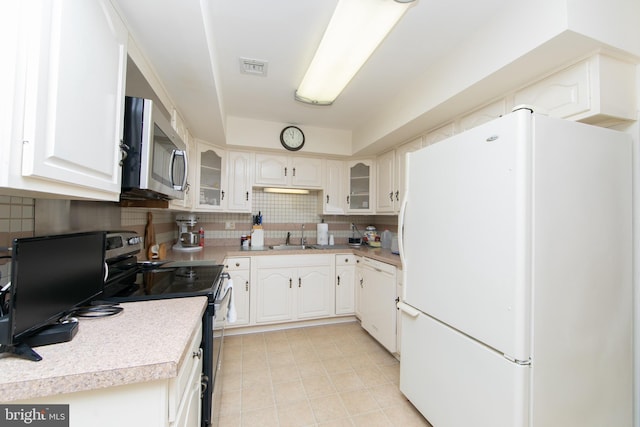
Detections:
358,257,397,353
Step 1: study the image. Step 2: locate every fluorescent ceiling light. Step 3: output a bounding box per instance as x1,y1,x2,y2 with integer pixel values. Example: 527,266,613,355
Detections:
295,0,415,105
263,187,310,194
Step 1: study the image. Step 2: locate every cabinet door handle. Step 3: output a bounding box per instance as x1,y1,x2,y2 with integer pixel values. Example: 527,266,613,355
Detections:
293,167,296,177
337,275,340,286
344,258,349,263
395,191,399,201
246,191,249,201
192,348,203,359
235,262,240,267
119,141,129,166
389,192,394,202
298,277,302,288
346,195,350,204
326,195,329,204
221,190,225,200
245,281,249,291
284,167,287,176
289,278,292,288
200,374,209,398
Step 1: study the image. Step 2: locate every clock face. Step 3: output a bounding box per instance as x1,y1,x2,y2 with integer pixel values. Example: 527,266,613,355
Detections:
280,126,305,151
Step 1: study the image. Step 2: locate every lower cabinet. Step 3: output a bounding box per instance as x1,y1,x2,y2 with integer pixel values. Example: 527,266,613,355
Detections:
358,257,397,353
335,254,356,315
222,257,250,327
16,324,204,427
253,254,334,324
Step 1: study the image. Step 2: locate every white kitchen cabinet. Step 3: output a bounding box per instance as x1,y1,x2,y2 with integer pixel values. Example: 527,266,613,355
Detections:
423,122,455,147
195,143,226,211
255,267,296,323
346,160,375,214
223,257,251,326
376,137,423,214
2,0,127,200
297,265,333,319
355,256,364,319
226,151,253,212
395,266,403,357
457,98,507,133
253,254,334,324
322,159,345,214
375,150,395,214
254,154,322,188
335,254,356,315
16,322,204,427
358,257,397,353
513,53,636,125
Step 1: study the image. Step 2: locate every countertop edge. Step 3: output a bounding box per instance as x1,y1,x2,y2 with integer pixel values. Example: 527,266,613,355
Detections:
168,245,403,268
0,297,207,402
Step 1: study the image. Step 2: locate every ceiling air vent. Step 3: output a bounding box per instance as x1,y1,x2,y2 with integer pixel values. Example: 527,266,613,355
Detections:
239,57,268,76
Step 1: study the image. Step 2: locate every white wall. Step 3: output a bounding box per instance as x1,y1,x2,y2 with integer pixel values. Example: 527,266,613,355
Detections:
351,0,640,155
226,116,352,156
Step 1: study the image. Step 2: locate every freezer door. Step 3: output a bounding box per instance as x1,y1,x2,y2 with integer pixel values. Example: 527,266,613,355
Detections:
402,110,531,360
400,310,530,427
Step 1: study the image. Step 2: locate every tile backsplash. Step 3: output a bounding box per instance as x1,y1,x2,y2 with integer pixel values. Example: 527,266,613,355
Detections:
0,196,35,288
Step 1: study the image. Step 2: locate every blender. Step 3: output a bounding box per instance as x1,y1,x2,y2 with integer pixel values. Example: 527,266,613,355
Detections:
173,214,202,252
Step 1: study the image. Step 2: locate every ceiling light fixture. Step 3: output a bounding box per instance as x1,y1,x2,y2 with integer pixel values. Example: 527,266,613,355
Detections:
263,187,311,195
295,0,416,106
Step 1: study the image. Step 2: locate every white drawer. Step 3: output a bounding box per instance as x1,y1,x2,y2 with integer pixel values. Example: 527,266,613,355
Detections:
335,254,356,266
223,257,250,271
168,326,202,422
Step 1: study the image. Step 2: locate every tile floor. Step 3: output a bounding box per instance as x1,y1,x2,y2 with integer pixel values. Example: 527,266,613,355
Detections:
215,321,432,427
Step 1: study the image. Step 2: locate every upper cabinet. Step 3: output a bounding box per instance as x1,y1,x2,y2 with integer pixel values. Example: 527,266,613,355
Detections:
375,150,396,214
2,0,127,200
195,143,226,211
226,151,253,213
322,159,345,215
513,53,636,126
346,160,375,214
376,137,423,214
254,154,322,188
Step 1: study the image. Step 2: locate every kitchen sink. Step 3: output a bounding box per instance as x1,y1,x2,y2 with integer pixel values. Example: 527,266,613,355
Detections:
268,244,316,250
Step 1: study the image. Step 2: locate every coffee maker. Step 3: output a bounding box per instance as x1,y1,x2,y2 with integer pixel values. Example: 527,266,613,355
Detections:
173,214,202,252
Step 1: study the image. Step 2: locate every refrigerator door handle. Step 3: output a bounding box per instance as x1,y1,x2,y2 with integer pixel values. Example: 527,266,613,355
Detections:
398,196,408,267
397,301,420,318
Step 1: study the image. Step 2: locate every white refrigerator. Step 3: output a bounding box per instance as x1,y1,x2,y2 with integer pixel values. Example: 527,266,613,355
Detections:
397,108,633,427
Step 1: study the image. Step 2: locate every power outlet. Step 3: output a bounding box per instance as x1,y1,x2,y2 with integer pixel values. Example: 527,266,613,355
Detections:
225,221,235,230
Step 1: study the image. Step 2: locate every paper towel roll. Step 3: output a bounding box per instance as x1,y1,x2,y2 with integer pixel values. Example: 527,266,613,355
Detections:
251,229,264,247
317,223,329,245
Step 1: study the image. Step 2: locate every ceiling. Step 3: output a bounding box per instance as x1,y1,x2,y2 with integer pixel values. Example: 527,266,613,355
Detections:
112,0,515,151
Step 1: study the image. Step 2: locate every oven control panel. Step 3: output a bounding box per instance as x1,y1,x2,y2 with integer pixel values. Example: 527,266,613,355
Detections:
106,231,142,260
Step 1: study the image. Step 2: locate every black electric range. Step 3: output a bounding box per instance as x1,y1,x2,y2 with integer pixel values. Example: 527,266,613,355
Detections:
102,231,228,427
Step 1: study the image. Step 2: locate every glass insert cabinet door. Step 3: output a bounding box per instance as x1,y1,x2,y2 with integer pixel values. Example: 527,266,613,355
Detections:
348,162,371,211
198,147,223,208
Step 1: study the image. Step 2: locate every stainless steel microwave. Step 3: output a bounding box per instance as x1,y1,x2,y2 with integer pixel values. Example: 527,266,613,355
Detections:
120,96,188,200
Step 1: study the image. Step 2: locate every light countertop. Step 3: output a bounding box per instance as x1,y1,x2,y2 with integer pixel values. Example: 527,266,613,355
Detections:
0,297,207,402
167,245,402,268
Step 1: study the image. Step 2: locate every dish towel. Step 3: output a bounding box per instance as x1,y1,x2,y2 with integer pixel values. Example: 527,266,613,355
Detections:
224,279,237,323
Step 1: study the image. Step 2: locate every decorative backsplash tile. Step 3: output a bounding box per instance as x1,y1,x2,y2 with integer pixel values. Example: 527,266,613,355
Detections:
0,196,35,288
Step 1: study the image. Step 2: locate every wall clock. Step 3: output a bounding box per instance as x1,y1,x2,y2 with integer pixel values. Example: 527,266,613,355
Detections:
280,126,305,151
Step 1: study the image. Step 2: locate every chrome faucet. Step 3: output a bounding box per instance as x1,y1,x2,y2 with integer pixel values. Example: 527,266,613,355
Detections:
300,224,306,246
